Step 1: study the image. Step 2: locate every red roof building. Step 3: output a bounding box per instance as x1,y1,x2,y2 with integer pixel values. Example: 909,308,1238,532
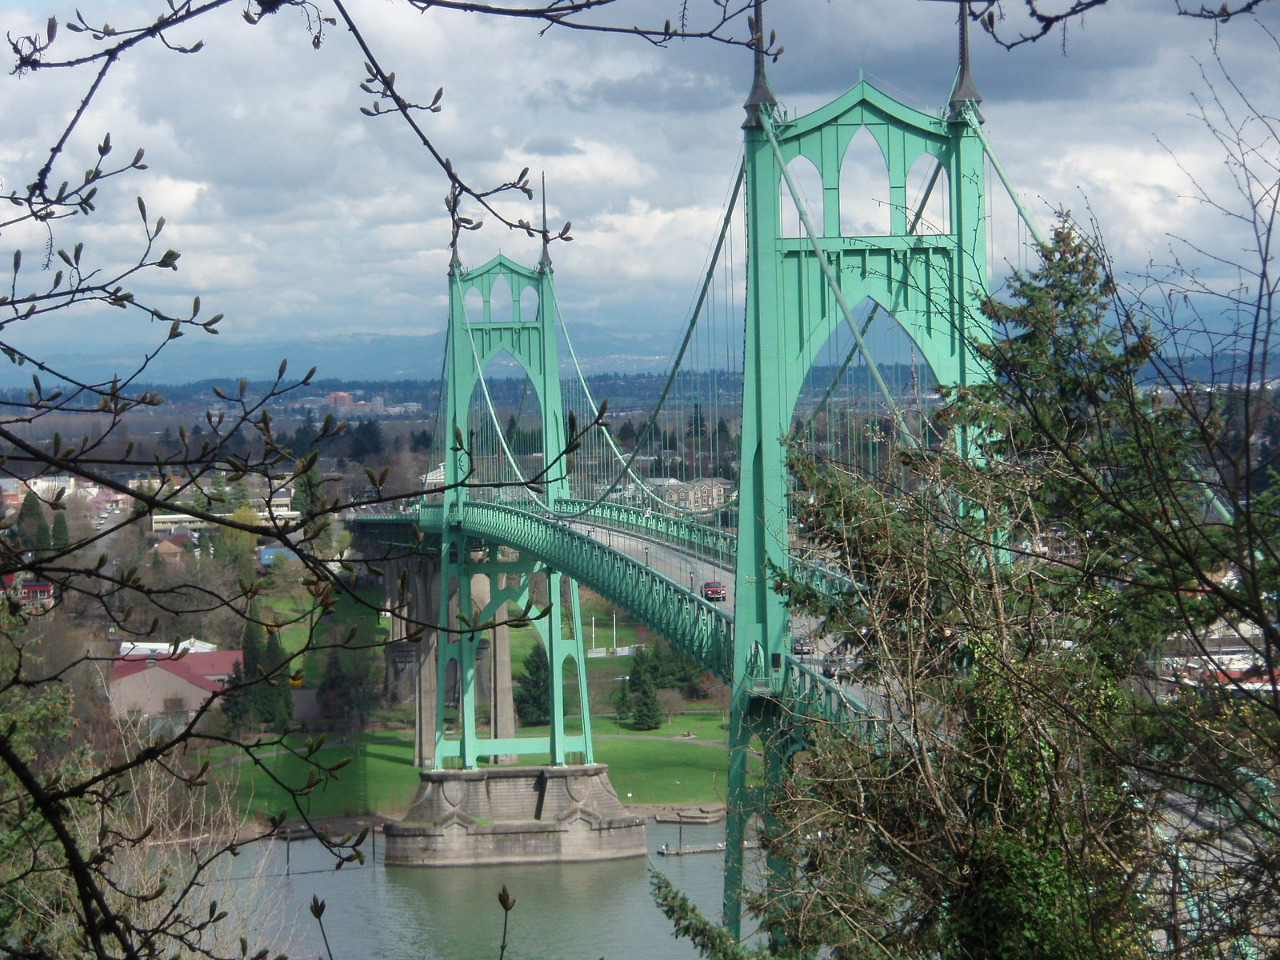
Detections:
2,573,55,610
107,650,242,722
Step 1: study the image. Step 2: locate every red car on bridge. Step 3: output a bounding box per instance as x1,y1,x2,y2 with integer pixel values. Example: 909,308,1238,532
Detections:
700,580,727,602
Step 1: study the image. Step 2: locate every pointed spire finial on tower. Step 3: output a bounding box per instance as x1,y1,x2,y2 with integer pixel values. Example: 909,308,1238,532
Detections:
538,172,553,272
949,0,983,122
448,240,461,276
742,0,776,129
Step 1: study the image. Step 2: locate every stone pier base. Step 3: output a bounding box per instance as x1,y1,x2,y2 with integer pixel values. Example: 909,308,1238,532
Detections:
383,764,646,866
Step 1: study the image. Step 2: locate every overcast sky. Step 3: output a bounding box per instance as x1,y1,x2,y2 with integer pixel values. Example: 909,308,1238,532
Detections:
1,0,1277,384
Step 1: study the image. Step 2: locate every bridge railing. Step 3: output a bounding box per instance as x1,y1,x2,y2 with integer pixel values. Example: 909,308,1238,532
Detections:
553,499,736,567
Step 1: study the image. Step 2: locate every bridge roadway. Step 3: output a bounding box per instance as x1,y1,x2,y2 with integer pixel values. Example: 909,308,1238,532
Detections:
354,501,876,728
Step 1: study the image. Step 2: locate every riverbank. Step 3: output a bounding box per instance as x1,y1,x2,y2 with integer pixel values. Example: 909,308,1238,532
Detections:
274,801,724,843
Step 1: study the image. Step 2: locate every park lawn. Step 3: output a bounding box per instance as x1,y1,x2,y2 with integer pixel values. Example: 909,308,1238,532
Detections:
230,732,419,820
588,711,729,740
594,737,753,806
514,711,728,742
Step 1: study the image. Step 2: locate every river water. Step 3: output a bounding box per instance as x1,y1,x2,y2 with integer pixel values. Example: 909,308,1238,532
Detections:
235,821,756,960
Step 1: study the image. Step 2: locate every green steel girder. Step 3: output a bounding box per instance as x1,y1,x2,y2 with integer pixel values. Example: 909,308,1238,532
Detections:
350,505,872,724
437,502,737,683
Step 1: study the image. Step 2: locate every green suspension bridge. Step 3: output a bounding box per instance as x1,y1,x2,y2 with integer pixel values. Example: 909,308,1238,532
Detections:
350,5,1051,935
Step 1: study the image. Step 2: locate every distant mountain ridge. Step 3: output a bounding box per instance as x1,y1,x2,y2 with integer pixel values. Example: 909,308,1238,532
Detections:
0,328,679,388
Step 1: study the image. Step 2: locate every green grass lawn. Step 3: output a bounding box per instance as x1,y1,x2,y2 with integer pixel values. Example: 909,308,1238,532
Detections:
225,712,740,821
595,738,746,806
229,732,420,820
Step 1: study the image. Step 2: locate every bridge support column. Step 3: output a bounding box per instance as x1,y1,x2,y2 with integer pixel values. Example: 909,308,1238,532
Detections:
413,555,446,770
486,569,516,759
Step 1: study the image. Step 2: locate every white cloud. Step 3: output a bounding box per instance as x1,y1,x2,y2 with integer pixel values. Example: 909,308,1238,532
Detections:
0,0,1276,381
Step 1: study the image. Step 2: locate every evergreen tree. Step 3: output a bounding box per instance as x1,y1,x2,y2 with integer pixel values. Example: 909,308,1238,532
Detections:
617,420,637,446
16,492,42,548
293,407,317,452
291,468,318,516
686,403,708,440
262,630,293,732
629,644,653,686
221,661,250,732
348,420,386,461
631,674,662,731
51,512,68,552
716,416,732,447
513,639,551,726
209,472,228,506
229,477,252,509
729,225,1208,958
223,610,269,734
290,468,331,554
612,676,632,723
316,647,350,722
33,516,51,559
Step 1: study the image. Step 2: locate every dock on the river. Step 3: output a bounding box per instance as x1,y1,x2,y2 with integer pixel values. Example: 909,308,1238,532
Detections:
655,840,759,857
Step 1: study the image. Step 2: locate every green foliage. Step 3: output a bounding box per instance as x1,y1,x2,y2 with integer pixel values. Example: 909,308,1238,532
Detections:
612,676,632,720
647,637,705,695
652,873,767,960
50,512,68,551
348,419,385,461
33,516,51,558
756,226,1186,959
629,648,663,730
261,631,293,732
211,505,259,581
314,642,379,728
951,225,1234,678
16,492,42,549
224,606,267,732
0,677,88,954
228,477,251,509
630,678,663,731
513,639,550,726
686,403,708,440
291,467,332,554
316,647,350,722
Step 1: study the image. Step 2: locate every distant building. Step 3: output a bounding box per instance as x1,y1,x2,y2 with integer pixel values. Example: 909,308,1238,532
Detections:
258,545,290,567
106,650,241,725
644,477,735,510
2,573,55,611
118,637,218,657
153,533,196,560
325,391,355,407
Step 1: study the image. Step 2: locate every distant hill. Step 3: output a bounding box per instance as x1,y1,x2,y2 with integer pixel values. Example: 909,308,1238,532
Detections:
0,327,679,388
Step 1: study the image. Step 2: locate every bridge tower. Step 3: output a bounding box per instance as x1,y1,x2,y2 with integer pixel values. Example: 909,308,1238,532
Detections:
725,3,991,932
431,240,594,768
